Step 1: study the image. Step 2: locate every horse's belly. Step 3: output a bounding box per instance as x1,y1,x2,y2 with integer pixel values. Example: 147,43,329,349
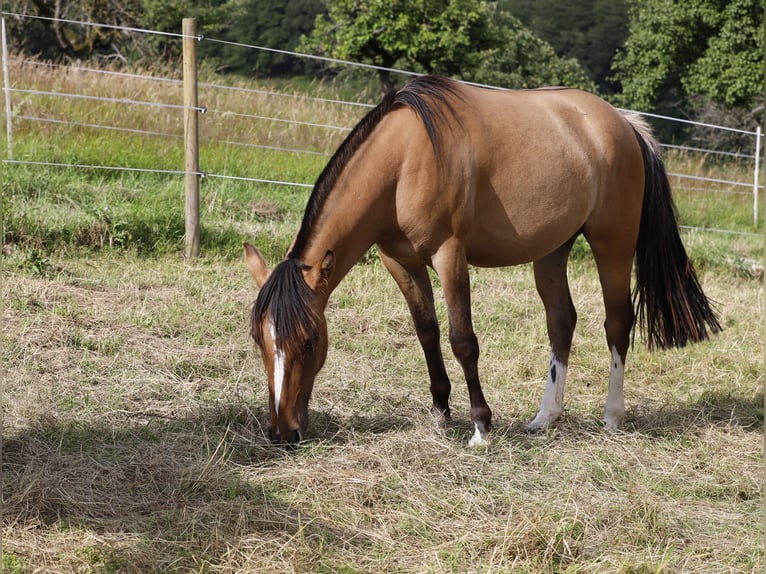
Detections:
463,185,591,267
464,227,577,267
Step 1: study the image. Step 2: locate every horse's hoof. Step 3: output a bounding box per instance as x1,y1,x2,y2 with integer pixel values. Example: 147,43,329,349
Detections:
603,413,624,431
526,409,562,434
526,419,550,434
467,423,489,447
431,405,451,425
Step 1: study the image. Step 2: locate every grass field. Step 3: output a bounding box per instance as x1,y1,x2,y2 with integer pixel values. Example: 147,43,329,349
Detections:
2,56,764,572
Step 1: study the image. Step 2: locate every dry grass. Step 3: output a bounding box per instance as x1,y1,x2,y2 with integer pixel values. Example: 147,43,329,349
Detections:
2,249,763,573
3,51,763,573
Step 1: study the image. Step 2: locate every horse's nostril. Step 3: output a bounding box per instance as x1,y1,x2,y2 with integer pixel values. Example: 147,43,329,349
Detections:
268,427,280,443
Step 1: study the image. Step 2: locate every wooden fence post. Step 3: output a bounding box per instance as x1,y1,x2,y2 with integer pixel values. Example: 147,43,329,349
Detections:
2,17,13,160
183,18,201,258
754,125,761,227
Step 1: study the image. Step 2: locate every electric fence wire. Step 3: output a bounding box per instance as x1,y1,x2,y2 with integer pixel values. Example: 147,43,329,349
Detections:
2,11,761,236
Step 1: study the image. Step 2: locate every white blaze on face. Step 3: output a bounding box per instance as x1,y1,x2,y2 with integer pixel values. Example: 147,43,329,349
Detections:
270,321,285,416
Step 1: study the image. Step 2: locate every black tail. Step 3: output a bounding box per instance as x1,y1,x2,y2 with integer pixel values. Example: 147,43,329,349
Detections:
629,118,721,350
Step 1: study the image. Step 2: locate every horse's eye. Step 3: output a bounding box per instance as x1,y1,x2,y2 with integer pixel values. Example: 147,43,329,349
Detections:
304,333,319,354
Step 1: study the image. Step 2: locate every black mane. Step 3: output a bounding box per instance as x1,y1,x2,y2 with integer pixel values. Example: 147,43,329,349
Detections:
251,76,464,353
251,257,316,355
288,75,463,259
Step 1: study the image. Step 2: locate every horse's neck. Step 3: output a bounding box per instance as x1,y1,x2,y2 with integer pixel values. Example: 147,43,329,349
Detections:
299,170,395,295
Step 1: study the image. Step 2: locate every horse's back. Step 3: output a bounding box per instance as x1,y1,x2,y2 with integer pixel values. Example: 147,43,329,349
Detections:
450,85,645,266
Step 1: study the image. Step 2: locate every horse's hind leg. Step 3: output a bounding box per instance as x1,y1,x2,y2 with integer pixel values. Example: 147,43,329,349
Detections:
431,240,492,446
379,252,452,421
527,237,578,432
587,234,636,429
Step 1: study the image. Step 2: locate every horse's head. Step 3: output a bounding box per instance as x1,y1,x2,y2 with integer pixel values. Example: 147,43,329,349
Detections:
243,243,334,446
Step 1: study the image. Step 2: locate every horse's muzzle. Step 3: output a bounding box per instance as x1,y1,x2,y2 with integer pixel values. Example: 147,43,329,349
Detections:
268,426,303,448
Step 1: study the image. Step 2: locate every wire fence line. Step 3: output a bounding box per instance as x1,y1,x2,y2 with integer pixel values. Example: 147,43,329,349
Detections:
10,87,206,112
6,12,759,132
9,57,183,84
3,158,197,177
205,108,353,133
8,55,372,109
2,11,197,40
14,115,183,139
659,142,757,161
675,184,752,197
2,12,764,237
617,107,759,136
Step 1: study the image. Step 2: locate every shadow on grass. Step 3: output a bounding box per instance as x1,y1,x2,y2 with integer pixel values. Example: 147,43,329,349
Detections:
1,401,396,572
308,408,417,445
626,389,764,436
309,387,764,450
540,389,761,441
3,390,760,570
436,389,764,448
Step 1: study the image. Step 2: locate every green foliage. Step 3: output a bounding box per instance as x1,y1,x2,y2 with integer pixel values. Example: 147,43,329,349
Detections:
197,0,324,76
683,0,765,108
4,0,228,61
135,0,237,60
612,0,764,112
4,0,142,59
0,553,28,574
299,0,594,91
460,8,594,90
501,0,629,94
17,247,52,276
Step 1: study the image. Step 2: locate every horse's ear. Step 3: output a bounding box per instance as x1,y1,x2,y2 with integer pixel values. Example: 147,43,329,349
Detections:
243,242,270,288
305,250,334,291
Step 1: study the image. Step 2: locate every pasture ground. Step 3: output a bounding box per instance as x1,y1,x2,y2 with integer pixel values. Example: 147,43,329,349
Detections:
2,55,764,573
2,242,763,573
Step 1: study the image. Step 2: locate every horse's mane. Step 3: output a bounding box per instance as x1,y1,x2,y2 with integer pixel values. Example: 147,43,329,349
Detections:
251,257,316,355
288,74,463,259
252,76,463,352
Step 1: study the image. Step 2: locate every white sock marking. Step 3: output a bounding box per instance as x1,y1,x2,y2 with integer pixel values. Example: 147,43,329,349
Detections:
468,423,488,447
270,322,284,416
527,352,567,431
604,346,625,429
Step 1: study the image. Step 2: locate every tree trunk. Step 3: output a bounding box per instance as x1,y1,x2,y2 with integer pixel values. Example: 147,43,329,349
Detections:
378,69,396,95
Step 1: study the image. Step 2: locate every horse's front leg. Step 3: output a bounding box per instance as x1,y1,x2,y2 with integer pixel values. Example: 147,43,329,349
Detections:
379,251,452,421
432,241,492,446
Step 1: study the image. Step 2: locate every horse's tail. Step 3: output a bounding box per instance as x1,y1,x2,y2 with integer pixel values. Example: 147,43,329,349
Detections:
626,114,721,350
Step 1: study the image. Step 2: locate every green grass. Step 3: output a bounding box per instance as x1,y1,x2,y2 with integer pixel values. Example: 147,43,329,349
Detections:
2,56,764,573
4,56,763,265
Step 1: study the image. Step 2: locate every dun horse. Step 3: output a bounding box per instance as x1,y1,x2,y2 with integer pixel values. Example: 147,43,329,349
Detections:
244,75,720,446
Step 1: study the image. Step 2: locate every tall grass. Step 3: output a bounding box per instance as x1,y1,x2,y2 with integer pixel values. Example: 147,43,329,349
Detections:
3,55,762,264
4,55,368,259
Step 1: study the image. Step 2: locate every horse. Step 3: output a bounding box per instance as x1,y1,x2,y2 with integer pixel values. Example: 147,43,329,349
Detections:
243,75,720,446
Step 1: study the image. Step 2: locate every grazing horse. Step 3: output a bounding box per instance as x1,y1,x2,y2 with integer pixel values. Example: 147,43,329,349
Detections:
244,75,720,446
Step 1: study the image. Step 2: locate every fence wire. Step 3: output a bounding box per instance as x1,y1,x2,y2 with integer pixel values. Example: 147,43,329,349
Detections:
2,12,763,237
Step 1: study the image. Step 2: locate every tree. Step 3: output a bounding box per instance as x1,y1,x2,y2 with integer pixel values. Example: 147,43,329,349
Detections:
682,0,764,109
4,0,230,62
500,0,629,94
459,8,595,90
4,0,141,61
611,0,763,112
136,0,235,60
201,0,324,76
299,0,593,92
